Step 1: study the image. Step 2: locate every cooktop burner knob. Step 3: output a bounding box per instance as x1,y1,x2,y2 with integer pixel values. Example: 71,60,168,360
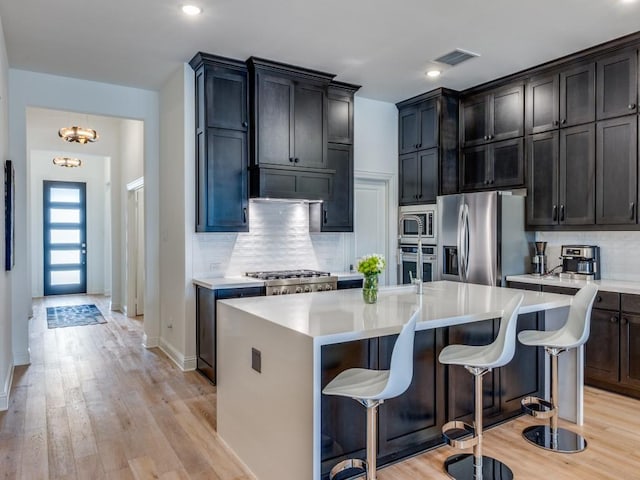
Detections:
304,285,311,293
272,290,279,295
282,288,290,295
325,284,333,291
295,286,303,293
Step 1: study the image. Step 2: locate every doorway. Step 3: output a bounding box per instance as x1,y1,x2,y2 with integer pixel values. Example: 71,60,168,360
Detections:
43,180,87,295
126,178,145,317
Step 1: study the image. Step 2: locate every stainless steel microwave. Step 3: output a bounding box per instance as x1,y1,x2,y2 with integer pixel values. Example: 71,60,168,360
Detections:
399,205,437,243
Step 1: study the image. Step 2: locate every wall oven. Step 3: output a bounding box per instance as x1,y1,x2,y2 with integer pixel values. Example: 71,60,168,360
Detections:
399,205,436,243
398,244,437,285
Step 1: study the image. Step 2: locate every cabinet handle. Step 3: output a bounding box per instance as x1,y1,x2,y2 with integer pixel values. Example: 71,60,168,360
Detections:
629,103,636,110
561,119,567,125
294,158,299,163
243,207,247,224
596,295,603,303
289,157,294,162
488,134,493,140
552,205,557,221
560,204,565,222
611,316,618,323
484,135,489,141
622,317,629,325
242,121,248,128
630,202,636,220
323,209,328,224
553,120,559,127
417,143,422,148
418,193,423,199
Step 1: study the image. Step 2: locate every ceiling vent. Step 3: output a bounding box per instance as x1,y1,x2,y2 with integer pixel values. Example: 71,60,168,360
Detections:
434,49,480,66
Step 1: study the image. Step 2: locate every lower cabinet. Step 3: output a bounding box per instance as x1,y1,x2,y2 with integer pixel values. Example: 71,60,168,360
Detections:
196,285,265,384
320,314,544,478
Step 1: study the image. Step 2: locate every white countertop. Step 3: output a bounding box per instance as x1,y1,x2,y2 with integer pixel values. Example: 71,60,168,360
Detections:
192,271,363,290
218,280,572,345
507,274,640,295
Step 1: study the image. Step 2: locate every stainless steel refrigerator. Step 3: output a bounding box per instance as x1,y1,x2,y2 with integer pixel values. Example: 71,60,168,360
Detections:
436,191,532,286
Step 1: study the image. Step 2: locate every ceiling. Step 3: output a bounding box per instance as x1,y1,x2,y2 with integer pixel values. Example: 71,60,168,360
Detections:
1,0,640,103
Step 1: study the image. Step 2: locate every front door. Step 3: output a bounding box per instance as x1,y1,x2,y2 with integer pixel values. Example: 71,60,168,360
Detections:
43,181,87,296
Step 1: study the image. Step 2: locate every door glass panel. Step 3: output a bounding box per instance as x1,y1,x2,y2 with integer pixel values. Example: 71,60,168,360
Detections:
50,208,81,224
50,250,81,265
50,188,80,203
51,270,81,285
50,229,80,244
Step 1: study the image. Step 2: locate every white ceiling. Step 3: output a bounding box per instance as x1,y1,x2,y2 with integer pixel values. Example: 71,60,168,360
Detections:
1,0,640,102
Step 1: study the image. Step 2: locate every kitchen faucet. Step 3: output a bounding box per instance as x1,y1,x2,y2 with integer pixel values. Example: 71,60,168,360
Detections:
398,214,424,295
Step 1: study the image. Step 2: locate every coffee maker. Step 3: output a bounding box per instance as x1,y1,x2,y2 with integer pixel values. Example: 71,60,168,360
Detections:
531,241,547,276
559,245,600,280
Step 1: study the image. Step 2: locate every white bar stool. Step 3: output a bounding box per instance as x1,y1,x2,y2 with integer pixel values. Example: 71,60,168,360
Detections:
322,309,420,480
518,283,598,453
439,293,524,480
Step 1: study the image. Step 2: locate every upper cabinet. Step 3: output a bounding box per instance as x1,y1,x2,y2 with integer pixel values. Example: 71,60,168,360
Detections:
461,84,524,147
190,53,249,233
526,63,595,135
396,89,459,205
327,84,355,145
596,49,638,120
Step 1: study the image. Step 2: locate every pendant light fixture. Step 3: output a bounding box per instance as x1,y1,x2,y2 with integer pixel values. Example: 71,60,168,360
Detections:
58,126,99,144
52,157,82,168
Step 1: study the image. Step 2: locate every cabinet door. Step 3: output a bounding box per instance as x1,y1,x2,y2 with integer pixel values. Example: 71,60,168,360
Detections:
196,287,216,382
205,64,248,131
418,148,438,203
322,144,353,231
378,329,445,458
527,131,559,226
418,99,439,150
321,339,375,476
597,50,638,120
490,138,524,188
491,85,524,141
257,74,294,165
461,94,489,147
596,116,638,225
196,128,248,232
500,313,544,414
559,124,595,225
327,91,353,144
399,106,419,154
294,83,327,168
526,74,559,135
399,152,419,205
560,63,595,127
460,145,488,191
621,313,640,390
585,308,620,384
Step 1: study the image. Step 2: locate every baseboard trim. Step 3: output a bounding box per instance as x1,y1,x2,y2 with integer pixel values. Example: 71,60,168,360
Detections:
159,339,196,371
0,361,15,411
13,350,30,366
142,334,160,349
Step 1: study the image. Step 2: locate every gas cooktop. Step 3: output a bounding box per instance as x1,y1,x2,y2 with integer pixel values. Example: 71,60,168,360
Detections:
245,269,331,280
245,270,337,295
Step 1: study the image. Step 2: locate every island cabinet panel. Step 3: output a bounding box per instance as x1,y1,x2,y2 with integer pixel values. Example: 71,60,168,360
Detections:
377,329,446,461
585,307,620,384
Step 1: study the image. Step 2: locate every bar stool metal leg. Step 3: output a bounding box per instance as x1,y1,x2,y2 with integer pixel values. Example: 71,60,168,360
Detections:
443,367,514,480
522,347,587,453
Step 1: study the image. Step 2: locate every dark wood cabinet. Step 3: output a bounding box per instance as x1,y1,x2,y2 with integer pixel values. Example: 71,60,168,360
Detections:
460,138,524,191
461,84,524,147
596,49,638,120
397,90,459,204
620,313,640,389
527,131,559,226
327,85,355,144
191,53,249,233
526,64,595,135
196,285,265,384
560,124,596,225
585,308,620,384
596,116,638,225
319,143,353,231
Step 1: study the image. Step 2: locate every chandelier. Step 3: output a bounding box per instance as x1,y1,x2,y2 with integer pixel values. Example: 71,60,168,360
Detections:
58,126,99,144
52,157,82,168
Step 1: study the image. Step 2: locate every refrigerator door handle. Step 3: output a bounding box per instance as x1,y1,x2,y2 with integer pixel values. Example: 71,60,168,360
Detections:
457,203,467,281
463,205,470,282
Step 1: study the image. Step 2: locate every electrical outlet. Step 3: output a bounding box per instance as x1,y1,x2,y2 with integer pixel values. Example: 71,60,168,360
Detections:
209,262,221,271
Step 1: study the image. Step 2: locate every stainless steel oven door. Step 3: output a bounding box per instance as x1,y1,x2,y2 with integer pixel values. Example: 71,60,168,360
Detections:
397,245,437,285
399,205,436,243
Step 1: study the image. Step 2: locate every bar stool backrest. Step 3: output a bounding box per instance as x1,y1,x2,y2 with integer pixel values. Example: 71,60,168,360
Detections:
484,293,524,368
563,284,598,348
381,308,419,400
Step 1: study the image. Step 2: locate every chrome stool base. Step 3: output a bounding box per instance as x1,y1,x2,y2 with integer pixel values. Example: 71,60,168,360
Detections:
444,453,514,480
329,458,367,480
522,425,587,453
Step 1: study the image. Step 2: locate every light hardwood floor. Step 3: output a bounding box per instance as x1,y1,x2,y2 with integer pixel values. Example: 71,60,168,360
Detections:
1,294,639,479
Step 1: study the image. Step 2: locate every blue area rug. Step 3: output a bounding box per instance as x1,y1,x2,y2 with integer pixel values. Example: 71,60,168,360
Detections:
46,304,106,329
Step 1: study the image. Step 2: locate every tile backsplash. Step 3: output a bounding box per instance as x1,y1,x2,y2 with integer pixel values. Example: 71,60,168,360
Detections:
192,200,350,277
535,231,640,281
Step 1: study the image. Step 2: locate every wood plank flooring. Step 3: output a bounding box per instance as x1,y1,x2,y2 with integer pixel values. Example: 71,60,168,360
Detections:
1,294,639,479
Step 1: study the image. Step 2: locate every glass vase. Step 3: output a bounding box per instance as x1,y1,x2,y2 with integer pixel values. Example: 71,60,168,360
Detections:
362,274,379,304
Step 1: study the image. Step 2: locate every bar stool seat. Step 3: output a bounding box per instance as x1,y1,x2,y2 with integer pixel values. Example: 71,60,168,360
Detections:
439,293,524,480
518,283,598,454
322,308,420,480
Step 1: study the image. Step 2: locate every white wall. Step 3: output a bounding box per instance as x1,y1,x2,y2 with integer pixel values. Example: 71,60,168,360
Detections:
29,150,109,297
0,16,13,411
8,69,160,364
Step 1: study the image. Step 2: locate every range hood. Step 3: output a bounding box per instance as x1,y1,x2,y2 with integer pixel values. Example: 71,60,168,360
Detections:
249,165,335,202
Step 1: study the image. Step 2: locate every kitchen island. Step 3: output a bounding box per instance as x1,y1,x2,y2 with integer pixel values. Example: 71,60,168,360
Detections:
216,281,573,480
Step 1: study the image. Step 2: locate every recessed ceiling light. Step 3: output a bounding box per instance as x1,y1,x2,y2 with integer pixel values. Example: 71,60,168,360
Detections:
426,70,441,78
181,5,202,15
